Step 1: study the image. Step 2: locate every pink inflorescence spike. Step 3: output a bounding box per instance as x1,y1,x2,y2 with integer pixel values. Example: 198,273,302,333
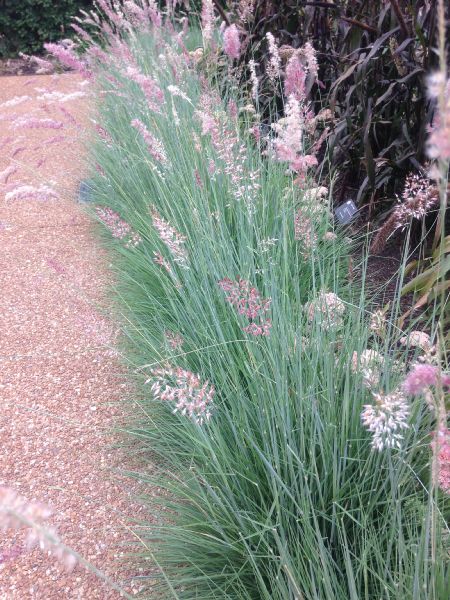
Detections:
218,277,272,336
431,426,450,495
131,119,168,165
95,207,141,248
5,185,58,201
146,366,214,424
223,25,241,60
150,207,188,267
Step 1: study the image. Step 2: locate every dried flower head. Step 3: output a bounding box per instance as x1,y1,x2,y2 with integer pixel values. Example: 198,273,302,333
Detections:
361,390,410,451
306,291,345,331
369,309,387,338
146,366,214,424
371,173,438,252
400,330,431,351
351,349,384,389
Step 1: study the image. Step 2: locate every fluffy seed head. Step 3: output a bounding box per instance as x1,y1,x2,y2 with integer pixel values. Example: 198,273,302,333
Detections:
361,390,410,451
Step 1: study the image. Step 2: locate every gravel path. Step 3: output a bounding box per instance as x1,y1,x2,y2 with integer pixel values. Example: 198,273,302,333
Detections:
0,74,143,598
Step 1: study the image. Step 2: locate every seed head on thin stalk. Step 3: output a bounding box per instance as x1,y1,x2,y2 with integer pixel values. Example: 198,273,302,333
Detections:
431,426,450,495
369,309,387,339
219,277,272,336
352,349,385,390
146,366,214,424
361,390,410,451
370,173,438,253
266,33,281,82
0,487,76,570
151,207,188,268
305,291,345,331
248,60,259,101
201,0,215,47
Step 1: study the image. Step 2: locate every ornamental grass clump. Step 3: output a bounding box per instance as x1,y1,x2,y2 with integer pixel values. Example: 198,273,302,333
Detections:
69,2,449,598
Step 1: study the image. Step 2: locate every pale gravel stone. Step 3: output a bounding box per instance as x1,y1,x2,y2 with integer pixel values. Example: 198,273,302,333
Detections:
0,74,148,598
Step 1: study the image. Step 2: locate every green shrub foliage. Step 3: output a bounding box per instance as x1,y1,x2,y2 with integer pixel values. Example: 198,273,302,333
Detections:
0,0,93,57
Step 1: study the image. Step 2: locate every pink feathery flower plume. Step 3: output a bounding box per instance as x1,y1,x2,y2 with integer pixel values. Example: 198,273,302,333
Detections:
18,53,54,74
5,185,58,202
123,1,159,30
131,119,168,165
196,92,260,202
154,252,173,275
223,24,241,60
219,278,272,336
146,366,214,424
71,22,94,44
96,207,141,248
294,209,316,257
284,54,307,102
201,0,215,46
125,67,164,113
238,0,255,22
44,42,91,78
266,32,281,81
300,42,319,81
431,426,450,495
13,117,64,130
272,95,317,180
371,173,438,252
403,363,450,396
0,487,77,570
151,207,188,267
427,74,450,161
145,0,162,27
87,44,111,65
96,0,128,31
0,95,30,109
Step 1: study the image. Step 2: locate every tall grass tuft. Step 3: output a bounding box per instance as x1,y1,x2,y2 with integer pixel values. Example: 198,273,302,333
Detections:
70,5,449,598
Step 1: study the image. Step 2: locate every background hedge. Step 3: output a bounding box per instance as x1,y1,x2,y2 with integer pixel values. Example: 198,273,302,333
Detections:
0,0,93,57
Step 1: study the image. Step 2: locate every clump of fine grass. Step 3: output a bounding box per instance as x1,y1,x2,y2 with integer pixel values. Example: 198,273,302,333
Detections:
71,7,449,599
